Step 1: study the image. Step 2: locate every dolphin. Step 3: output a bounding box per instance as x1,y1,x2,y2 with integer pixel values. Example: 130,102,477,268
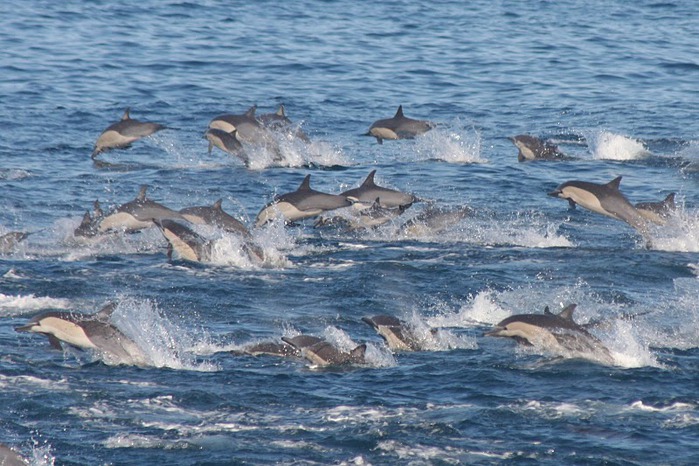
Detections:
97,185,186,233
0,231,30,253
362,315,421,351
341,170,418,209
315,198,407,231
255,175,352,227
92,108,165,158
367,105,435,144
155,218,263,264
258,105,310,142
74,200,105,238
548,176,651,234
231,340,302,358
281,335,366,367
0,444,28,466
16,303,148,366
179,199,251,237
509,135,570,162
204,128,248,163
399,205,474,237
634,193,676,225
486,304,614,365
209,105,274,145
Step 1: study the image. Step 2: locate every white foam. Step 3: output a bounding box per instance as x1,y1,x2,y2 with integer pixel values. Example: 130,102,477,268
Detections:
646,205,699,252
411,120,486,164
323,326,396,368
0,293,71,316
587,130,651,160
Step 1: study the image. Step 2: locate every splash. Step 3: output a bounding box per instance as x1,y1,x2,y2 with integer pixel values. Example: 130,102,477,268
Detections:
109,297,218,371
587,130,651,160
0,293,71,317
646,204,699,252
413,119,485,164
322,326,396,368
245,133,350,170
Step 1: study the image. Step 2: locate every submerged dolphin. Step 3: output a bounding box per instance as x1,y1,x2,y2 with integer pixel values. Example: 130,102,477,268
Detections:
281,335,366,367
0,231,30,253
204,128,247,162
92,108,165,158
486,304,614,365
16,303,147,366
341,170,418,209
179,199,250,237
258,105,310,142
548,176,650,234
510,135,570,162
634,193,676,225
0,443,28,466
362,315,421,351
367,105,434,144
97,185,186,233
399,205,474,237
255,175,352,227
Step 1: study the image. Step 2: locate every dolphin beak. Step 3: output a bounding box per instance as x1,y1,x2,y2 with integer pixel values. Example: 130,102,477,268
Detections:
484,327,504,337
547,189,562,198
15,324,34,333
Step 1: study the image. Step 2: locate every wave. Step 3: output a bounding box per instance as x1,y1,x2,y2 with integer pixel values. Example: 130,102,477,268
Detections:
0,293,71,317
586,130,652,160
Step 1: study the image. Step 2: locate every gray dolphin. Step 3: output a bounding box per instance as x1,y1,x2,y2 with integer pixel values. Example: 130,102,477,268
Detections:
510,135,571,162
635,193,676,225
74,200,105,238
0,231,30,253
154,219,213,262
255,175,352,227
258,105,311,142
92,108,165,158
179,199,250,237
0,444,28,466
209,105,273,145
341,170,418,209
399,205,474,237
281,335,366,367
548,176,650,234
486,304,614,365
231,340,302,358
204,128,248,162
367,105,435,144
315,198,407,231
97,185,186,233
16,303,147,366
362,315,421,351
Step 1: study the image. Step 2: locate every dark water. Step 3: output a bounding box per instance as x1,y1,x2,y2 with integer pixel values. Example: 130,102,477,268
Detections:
1,0,699,464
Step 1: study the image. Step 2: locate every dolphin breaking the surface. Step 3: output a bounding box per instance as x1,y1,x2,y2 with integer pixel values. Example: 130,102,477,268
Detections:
509,135,571,162
92,108,165,158
367,105,434,144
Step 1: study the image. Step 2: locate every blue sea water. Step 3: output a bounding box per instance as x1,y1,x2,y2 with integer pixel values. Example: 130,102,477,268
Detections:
1,0,699,464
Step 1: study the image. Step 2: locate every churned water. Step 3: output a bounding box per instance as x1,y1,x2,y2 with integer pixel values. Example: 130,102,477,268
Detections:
1,0,699,464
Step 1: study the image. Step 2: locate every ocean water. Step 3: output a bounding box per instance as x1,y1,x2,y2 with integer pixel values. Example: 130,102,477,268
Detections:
1,0,699,464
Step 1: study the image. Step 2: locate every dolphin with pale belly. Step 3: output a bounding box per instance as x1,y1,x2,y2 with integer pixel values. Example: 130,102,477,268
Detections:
367,105,434,144
92,108,165,158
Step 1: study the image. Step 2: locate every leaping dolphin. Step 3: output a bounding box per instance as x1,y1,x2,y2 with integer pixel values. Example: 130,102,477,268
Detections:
635,193,676,225
341,170,418,209
97,185,186,233
548,176,651,234
281,335,366,367
509,135,571,162
179,199,250,237
255,175,352,227
367,105,435,144
362,315,421,351
16,303,148,366
204,128,248,163
92,108,165,158
486,304,614,365
0,231,30,253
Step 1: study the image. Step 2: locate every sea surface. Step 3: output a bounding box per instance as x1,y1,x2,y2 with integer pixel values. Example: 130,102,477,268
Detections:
1,0,699,464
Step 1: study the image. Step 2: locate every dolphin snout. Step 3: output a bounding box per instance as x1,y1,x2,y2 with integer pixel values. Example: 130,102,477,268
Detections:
484,327,504,337
548,189,562,198
15,324,34,333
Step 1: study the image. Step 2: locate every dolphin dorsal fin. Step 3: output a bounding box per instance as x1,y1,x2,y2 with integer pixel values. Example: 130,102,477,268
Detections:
245,105,257,118
93,200,103,217
121,108,131,120
350,344,367,361
80,211,92,226
544,306,553,315
276,105,285,117
96,302,118,320
664,193,676,209
558,304,577,321
137,185,148,201
362,170,377,187
298,175,312,191
607,176,622,190
213,199,223,210
394,105,404,118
